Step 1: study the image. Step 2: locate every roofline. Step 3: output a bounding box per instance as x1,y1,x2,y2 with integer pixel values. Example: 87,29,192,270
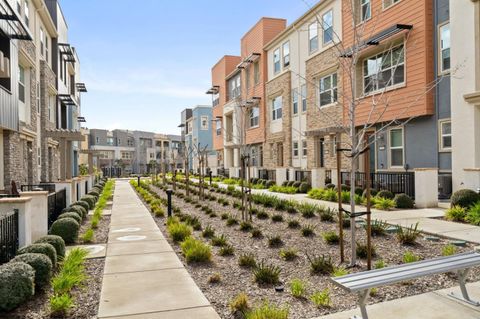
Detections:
212,55,241,70
241,17,287,41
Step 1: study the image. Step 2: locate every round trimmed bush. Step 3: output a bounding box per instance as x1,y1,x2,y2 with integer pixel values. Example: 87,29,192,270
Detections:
292,181,301,188
11,253,52,287
49,217,80,244
71,200,89,212
34,235,65,259
377,190,394,199
62,206,84,220
394,193,414,209
0,262,35,311
58,212,82,224
298,182,311,193
451,189,480,208
88,189,100,197
287,181,295,187
71,205,87,218
362,188,379,198
325,183,335,189
17,243,57,266
281,181,289,187
355,187,364,196
265,180,275,188
81,195,97,209
335,184,349,191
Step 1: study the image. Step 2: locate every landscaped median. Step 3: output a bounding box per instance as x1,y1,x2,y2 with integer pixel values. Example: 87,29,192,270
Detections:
129,176,479,319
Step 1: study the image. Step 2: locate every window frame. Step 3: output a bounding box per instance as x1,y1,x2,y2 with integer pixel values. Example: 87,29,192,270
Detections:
439,119,452,152
322,10,334,46
292,88,298,115
301,84,307,112
200,115,209,130
282,41,290,68
18,64,26,103
360,0,371,22
438,22,450,74
293,141,299,158
302,140,307,157
388,127,404,168
249,106,259,128
216,119,222,136
308,22,318,54
271,96,283,121
227,73,241,100
318,72,338,107
253,61,260,85
273,47,281,74
40,27,45,57
383,0,401,10
24,0,29,27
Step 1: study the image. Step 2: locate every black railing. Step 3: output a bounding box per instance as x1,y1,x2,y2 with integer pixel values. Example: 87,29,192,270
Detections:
0,194,20,199
0,209,19,264
258,169,276,181
295,170,311,184
21,184,56,193
46,188,67,228
85,180,89,193
341,171,415,198
325,170,332,184
217,167,229,178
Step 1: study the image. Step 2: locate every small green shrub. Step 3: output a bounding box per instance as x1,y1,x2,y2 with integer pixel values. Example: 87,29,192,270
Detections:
322,188,338,201
446,205,467,222
394,193,414,209
298,203,317,218
356,242,376,259
229,292,250,315
279,248,298,261
0,262,35,311
211,234,228,247
208,273,221,284
369,220,389,236
240,221,253,232
301,224,315,237
71,201,89,212
451,189,480,208
298,182,311,193
374,197,396,210
81,229,95,243
256,210,269,220
49,293,74,317
80,195,97,209
290,278,307,298
319,207,335,222
35,235,65,259
17,243,57,266
167,222,192,242
442,244,457,256
466,202,480,225
239,253,257,268
253,261,281,285
221,213,229,220
287,219,300,228
396,223,420,245
269,185,298,194
307,254,334,275
271,214,284,222
245,302,289,319
63,205,86,219
268,235,283,248
180,237,212,263
374,259,387,269
251,228,263,239
58,212,82,224
333,266,349,277
49,217,80,244
377,190,394,200
226,215,239,226
310,289,331,308
403,251,420,263
11,253,52,287
202,225,215,238
322,231,340,244
219,244,235,256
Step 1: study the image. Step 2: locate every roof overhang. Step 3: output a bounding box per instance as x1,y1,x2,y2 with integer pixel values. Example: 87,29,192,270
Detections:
236,53,261,69
76,83,87,92
44,129,85,141
340,24,413,58
0,0,32,40
206,85,219,95
58,43,76,63
58,94,77,106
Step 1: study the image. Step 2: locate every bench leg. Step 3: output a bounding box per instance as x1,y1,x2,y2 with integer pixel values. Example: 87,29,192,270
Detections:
351,289,370,319
448,269,480,306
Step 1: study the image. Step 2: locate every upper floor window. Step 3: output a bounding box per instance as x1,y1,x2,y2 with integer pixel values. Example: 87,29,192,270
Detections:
200,116,209,130
18,65,26,103
293,141,299,157
253,61,260,85
363,44,405,94
16,0,21,13
216,120,222,136
360,0,371,22
107,137,114,146
246,66,251,89
319,73,337,106
127,138,134,146
301,84,307,112
95,137,100,144
24,1,29,27
228,73,241,100
212,92,219,107
282,41,290,67
40,28,45,57
322,10,333,45
272,96,282,121
308,22,318,53
439,23,450,73
389,127,404,167
440,120,452,151
273,48,281,74
292,88,298,115
383,0,401,9
117,138,121,145
302,140,307,157
187,121,193,134
250,106,259,128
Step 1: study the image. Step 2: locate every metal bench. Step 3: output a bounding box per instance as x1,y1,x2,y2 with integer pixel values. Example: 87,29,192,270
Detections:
330,251,480,319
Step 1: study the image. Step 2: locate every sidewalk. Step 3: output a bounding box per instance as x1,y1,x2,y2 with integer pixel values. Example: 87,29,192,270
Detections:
97,180,220,319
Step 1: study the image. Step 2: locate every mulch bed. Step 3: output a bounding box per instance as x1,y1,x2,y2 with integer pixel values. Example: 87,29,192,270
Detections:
78,215,111,245
145,182,480,319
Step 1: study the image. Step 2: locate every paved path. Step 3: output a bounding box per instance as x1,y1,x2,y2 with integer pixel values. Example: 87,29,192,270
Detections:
97,180,220,319
315,281,480,319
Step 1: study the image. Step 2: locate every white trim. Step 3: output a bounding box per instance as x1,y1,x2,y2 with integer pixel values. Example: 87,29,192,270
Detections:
439,119,452,152
438,21,451,75
387,126,404,168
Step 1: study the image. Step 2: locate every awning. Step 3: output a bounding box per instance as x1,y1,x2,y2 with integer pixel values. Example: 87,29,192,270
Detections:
206,85,219,95
305,126,346,137
44,129,85,141
58,94,77,106
58,43,76,62
341,24,413,58
237,53,261,69
76,83,87,92
0,0,32,40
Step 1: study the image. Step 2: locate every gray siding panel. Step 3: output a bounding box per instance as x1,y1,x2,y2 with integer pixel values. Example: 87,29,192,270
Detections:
0,41,19,131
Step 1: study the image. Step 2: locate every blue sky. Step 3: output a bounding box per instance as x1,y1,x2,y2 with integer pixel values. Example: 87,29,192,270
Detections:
61,0,317,135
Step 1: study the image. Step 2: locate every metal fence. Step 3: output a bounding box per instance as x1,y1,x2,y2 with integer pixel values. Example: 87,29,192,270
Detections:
295,170,311,184
0,209,19,264
20,184,56,193
44,188,67,228
325,170,332,184
258,169,276,181
341,171,415,198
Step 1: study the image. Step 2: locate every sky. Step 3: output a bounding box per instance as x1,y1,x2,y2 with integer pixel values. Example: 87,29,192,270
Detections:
61,0,318,136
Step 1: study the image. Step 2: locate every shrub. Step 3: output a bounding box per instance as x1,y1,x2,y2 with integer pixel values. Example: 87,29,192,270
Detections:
208,273,221,284
221,213,229,220
394,193,414,209
377,190,394,200
226,215,239,226
466,202,480,225
451,189,480,208
0,262,35,311
356,242,376,259
298,183,311,193
246,302,289,319
374,259,386,269
219,244,235,256
307,254,334,275
396,223,420,245
290,278,307,298
253,261,281,285
229,292,250,315
58,212,82,224
322,188,338,202
265,180,275,188
368,220,389,236
202,225,215,238
310,289,331,308
256,210,269,220
446,205,467,222
333,266,349,277
298,202,317,218
301,224,316,237
35,235,66,259
71,201,89,212
211,234,228,247
49,293,74,317
269,185,297,194
50,218,80,245
403,251,420,263
267,235,283,248
11,253,52,287
240,221,253,232
18,243,57,266
287,181,295,187
288,219,300,228
279,248,298,261
374,197,396,210
167,222,192,242
80,195,97,209
180,237,212,263
251,228,263,239
322,231,340,244
271,214,284,222
319,207,335,222
363,188,379,198
442,244,457,256
63,205,86,219
308,188,324,200
239,253,257,268
81,229,95,243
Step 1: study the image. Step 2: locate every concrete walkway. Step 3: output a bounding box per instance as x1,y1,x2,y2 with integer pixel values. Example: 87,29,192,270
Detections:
315,281,480,319
97,180,220,319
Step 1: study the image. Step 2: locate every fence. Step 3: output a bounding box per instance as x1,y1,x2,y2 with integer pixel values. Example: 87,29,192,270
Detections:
325,170,332,184
47,188,66,227
340,171,415,198
102,167,121,178
0,209,19,264
295,170,311,184
20,184,56,193
258,169,276,182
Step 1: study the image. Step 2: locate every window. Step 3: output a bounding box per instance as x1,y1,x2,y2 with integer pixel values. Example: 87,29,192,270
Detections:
319,73,338,106
363,44,405,94
272,96,282,120
24,1,29,27
302,140,307,157
121,152,132,160
292,88,298,115
360,0,371,22
251,147,257,166
250,106,259,127
389,128,404,167
228,73,241,100
127,138,134,146
216,120,222,136
212,92,219,107
322,10,333,45
117,138,121,146
253,61,260,85
273,48,281,74
16,0,21,13
439,23,450,73
201,116,209,130
18,65,25,103
301,84,307,112
246,66,250,89
48,95,54,122
40,28,45,57
383,0,401,9
96,137,100,144
293,141,299,157
45,36,49,64
107,137,114,146
308,22,318,53
440,120,452,150
187,121,192,134
282,41,290,67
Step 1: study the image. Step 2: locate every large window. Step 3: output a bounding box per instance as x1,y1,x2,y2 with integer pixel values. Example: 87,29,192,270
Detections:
293,141,299,157
282,41,290,67
292,88,298,115
254,61,260,85
250,106,259,128
308,22,318,53
228,73,241,100
360,0,371,22
24,1,29,27
200,116,209,130
18,65,25,103
273,48,281,74
216,120,222,136
322,10,333,45
389,128,404,167
363,44,405,94
440,120,452,151
439,23,450,73
301,84,307,112
272,96,282,121
319,73,337,106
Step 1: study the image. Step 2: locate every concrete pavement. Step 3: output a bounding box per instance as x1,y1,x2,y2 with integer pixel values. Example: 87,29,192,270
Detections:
97,180,220,319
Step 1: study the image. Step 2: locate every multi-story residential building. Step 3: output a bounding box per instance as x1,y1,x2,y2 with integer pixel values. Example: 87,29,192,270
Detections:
450,0,480,193
166,134,184,172
132,130,155,174
264,0,347,187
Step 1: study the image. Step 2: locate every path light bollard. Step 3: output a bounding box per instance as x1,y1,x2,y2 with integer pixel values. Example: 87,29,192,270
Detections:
209,171,212,186
167,189,173,217
137,176,141,187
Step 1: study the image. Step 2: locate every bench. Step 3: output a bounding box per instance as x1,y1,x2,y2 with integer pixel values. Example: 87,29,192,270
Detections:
330,251,480,319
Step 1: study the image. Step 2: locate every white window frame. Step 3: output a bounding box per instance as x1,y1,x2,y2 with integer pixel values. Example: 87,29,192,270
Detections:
439,120,452,151
228,73,241,100
322,10,334,45
292,88,298,115
200,116,209,130
216,119,222,136
253,61,260,85
301,84,307,112
388,127,404,168
250,106,259,128
360,0,371,22
302,140,307,157
24,0,29,27
273,48,281,74
18,64,26,103
40,27,45,57
272,96,282,121
282,41,290,68
439,22,450,74
293,141,299,158
383,0,401,10
308,22,318,53
319,72,338,107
